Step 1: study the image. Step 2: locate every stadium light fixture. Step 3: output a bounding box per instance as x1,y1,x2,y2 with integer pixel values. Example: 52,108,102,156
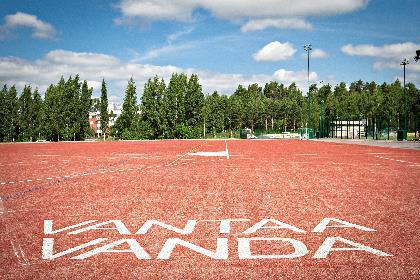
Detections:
414,50,420,62
400,58,409,140
304,44,313,134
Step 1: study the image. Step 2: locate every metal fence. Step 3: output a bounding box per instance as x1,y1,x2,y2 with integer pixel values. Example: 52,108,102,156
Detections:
318,116,420,140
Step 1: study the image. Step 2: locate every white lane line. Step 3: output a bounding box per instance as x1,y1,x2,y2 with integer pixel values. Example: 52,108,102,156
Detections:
1,182,6,185
10,241,29,266
0,197,5,213
225,140,230,160
166,143,205,167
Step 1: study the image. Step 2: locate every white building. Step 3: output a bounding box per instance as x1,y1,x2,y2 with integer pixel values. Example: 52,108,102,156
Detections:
89,102,122,138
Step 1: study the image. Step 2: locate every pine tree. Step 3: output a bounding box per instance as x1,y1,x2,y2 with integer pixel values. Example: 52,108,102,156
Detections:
117,77,137,137
4,85,19,141
140,76,165,139
100,78,109,139
162,73,188,138
32,89,43,140
43,84,61,141
185,74,204,136
79,80,92,140
62,76,80,140
0,85,7,141
18,85,33,141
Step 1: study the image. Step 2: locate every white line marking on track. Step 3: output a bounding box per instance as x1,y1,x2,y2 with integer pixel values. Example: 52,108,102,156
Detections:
166,143,205,167
225,140,230,160
0,197,4,213
11,241,29,266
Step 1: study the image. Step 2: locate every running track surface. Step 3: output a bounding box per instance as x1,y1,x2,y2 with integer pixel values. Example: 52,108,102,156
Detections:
0,140,419,279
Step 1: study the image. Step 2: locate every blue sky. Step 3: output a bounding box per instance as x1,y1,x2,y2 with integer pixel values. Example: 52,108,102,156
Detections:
0,0,419,102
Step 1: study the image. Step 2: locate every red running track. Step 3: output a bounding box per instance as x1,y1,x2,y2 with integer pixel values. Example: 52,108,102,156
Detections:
0,140,419,279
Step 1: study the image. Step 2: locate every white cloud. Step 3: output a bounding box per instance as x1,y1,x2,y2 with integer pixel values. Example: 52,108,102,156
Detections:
274,69,318,83
118,0,197,21
373,61,420,72
0,49,319,100
131,43,196,62
167,27,194,43
118,0,369,21
343,42,420,75
341,42,420,59
300,48,328,59
311,49,328,59
117,0,369,31
241,18,312,32
2,12,56,39
254,41,296,62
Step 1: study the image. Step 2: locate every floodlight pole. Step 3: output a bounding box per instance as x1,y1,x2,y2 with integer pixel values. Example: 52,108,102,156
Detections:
401,59,409,140
304,44,313,132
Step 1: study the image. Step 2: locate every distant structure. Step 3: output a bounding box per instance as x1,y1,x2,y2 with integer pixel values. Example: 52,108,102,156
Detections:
89,102,122,138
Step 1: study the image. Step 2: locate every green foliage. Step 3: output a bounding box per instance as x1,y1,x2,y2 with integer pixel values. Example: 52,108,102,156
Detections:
140,76,165,139
162,73,188,138
0,85,7,141
100,79,109,138
4,85,19,141
18,85,34,141
0,74,419,142
118,78,137,133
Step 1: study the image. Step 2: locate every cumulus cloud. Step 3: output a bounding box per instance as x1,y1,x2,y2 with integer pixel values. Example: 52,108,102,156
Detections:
241,18,312,32
0,49,318,99
373,61,420,72
253,41,296,62
1,12,56,39
274,69,318,83
311,49,328,59
341,42,419,59
342,42,420,74
117,0,197,22
118,0,369,21
117,0,369,31
301,48,328,59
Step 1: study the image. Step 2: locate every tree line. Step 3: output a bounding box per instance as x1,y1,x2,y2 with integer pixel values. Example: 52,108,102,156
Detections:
0,75,93,141
0,73,419,142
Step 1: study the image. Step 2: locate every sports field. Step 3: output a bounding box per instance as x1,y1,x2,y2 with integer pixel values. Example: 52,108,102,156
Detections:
1,140,419,279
